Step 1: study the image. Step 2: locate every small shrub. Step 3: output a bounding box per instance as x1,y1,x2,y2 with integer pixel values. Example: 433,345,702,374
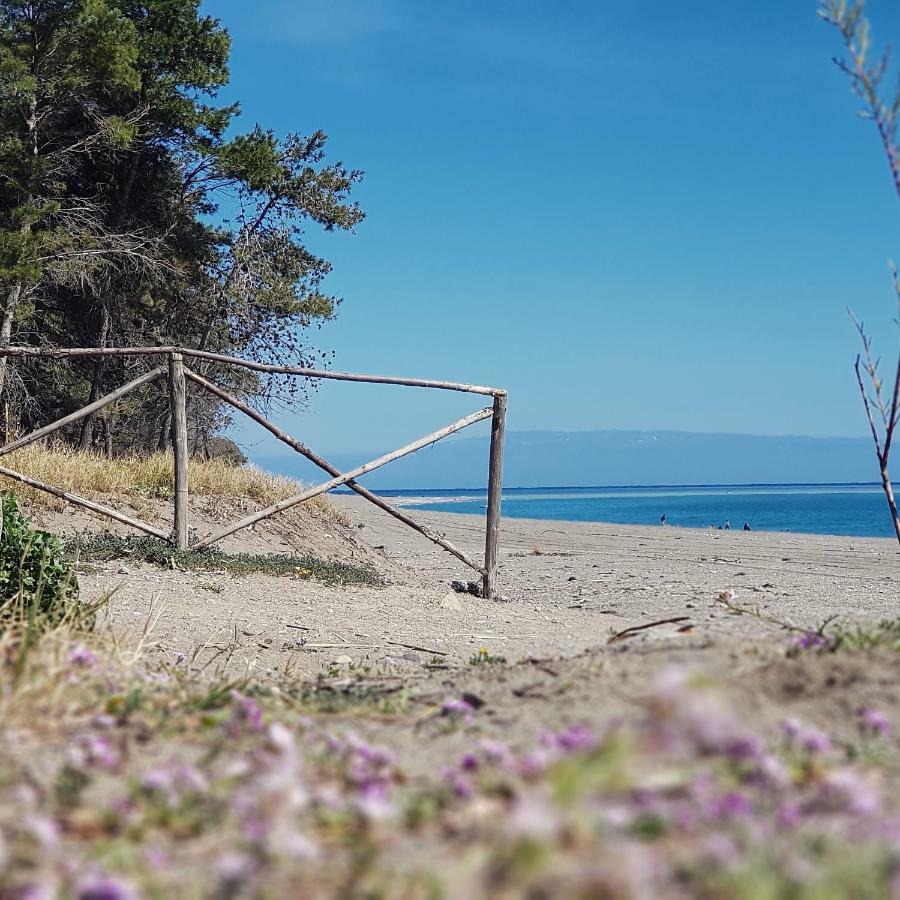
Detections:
0,493,83,629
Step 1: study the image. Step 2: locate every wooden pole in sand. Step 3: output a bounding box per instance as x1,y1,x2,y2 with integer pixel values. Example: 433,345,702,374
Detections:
169,352,189,550
482,392,507,600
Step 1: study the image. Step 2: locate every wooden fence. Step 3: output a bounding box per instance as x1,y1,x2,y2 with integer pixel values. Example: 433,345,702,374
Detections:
0,347,508,598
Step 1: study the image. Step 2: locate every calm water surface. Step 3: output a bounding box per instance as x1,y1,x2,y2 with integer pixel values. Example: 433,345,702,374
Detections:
357,485,897,539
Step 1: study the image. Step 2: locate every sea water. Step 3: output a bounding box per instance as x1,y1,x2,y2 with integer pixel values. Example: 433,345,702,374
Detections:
357,484,898,539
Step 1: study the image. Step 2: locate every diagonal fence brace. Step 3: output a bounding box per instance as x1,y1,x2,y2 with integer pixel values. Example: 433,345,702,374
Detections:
184,368,487,574
0,367,167,458
192,405,494,550
0,464,169,540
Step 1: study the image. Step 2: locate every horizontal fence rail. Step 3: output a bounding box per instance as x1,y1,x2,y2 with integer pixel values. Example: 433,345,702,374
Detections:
0,345,504,397
0,346,508,598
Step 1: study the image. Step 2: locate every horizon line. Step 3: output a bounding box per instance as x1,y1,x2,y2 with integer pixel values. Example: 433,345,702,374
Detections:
333,480,887,494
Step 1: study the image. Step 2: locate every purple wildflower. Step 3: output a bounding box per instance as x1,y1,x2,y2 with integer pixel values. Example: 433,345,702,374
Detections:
780,719,831,755
800,728,831,755
228,690,264,734
229,721,312,859
780,719,801,742
707,791,752,821
175,764,208,793
69,645,98,667
346,732,395,767
460,752,480,771
777,801,801,829
791,631,829,651
74,872,137,900
140,769,172,793
724,735,762,762
441,697,475,716
823,768,883,816
518,748,552,777
74,734,119,771
441,697,476,726
552,724,596,754
447,772,474,799
701,834,741,868
25,815,59,851
748,752,789,789
480,739,514,768
355,780,395,819
861,708,892,738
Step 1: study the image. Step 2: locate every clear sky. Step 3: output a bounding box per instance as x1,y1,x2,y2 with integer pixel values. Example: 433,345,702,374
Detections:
203,0,900,462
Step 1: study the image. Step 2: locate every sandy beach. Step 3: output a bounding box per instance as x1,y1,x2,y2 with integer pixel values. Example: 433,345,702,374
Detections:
90,497,898,678
15,493,900,895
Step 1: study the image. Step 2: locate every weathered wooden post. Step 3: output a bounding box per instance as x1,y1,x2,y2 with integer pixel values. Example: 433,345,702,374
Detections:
483,391,507,599
169,351,189,550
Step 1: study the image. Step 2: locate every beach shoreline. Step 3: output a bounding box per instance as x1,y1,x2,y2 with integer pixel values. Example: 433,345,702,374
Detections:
370,482,897,540
84,494,897,685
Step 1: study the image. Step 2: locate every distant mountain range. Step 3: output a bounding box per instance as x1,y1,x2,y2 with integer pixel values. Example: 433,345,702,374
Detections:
255,429,877,490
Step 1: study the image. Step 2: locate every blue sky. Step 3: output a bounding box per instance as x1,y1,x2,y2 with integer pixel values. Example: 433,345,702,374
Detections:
203,0,900,464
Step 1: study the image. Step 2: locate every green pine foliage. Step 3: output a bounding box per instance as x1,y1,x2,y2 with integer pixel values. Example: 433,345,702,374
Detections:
0,1,364,453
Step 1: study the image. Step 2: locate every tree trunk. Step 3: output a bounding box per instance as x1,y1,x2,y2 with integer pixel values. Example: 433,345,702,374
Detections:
145,417,157,455
79,306,111,449
99,414,113,459
0,282,23,403
156,409,171,453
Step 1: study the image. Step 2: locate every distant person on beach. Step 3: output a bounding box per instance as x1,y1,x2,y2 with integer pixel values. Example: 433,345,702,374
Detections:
660,513,667,526
743,522,751,531
724,520,731,530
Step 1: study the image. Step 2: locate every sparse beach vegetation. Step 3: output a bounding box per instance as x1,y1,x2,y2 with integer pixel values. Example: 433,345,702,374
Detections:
2,444,337,518
2,612,900,896
67,533,381,585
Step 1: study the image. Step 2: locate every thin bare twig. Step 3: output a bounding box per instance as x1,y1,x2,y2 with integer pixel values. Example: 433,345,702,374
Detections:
822,2,900,543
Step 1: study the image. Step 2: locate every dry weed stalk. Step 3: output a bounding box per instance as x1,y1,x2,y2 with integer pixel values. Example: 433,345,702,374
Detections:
821,0,900,543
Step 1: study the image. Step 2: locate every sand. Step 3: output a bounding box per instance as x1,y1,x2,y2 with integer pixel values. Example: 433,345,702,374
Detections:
51,495,895,763
76,495,896,675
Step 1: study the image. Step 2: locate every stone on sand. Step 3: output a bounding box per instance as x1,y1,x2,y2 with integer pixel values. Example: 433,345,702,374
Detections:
440,593,463,612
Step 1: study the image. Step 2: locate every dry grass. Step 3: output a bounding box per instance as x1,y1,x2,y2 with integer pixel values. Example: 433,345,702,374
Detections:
0,444,338,518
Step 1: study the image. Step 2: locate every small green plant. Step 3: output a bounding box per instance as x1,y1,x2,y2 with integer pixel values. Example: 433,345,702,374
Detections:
288,673,410,715
832,619,900,653
787,617,900,656
469,646,507,666
0,493,84,629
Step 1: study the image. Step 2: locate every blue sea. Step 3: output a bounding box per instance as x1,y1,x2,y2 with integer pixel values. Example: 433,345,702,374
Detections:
354,484,898,539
